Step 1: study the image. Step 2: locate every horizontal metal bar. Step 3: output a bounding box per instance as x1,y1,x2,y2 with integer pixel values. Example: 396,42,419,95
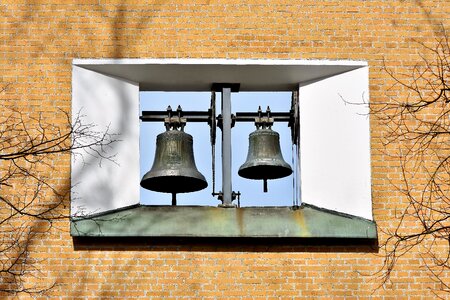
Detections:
232,117,291,122
140,110,211,122
142,110,210,116
234,111,291,122
235,111,291,117
140,116,210,122
141,111,292,123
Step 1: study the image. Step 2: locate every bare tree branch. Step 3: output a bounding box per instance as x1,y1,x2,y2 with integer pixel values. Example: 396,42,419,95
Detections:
368,26,450,296
0,97,118,295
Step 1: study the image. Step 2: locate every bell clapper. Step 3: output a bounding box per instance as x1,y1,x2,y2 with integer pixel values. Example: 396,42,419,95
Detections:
263,179,268,193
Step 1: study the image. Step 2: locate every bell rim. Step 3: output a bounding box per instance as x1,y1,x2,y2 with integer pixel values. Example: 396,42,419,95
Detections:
238,163,293,180
140,175,208,193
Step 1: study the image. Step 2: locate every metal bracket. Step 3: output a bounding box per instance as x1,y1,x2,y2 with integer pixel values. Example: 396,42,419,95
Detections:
216,114,236,130
254,106,274,129
164,105,186,131
214,191,241,208
211,83,240,93
209,92,216,146
289,90,299,145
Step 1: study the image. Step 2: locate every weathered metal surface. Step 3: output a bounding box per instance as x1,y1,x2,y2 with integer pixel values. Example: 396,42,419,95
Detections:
71,204,377,239
238,128,293,180
140,130,207,194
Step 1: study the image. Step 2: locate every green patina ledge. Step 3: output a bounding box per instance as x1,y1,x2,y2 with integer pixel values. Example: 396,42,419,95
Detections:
70,203,377,239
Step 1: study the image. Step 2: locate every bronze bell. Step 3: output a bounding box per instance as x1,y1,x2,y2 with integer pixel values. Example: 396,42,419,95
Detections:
238,128,292,192
140,129,207,195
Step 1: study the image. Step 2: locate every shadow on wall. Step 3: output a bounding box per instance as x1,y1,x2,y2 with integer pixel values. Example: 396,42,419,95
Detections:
71,68,136,214
72,236,379,253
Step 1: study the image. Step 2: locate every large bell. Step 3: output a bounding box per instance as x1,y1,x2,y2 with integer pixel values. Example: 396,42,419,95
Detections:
238,128,293,192
140,129,207,194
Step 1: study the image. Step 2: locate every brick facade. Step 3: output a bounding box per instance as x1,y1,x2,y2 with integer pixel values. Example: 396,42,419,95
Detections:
1,1,449,299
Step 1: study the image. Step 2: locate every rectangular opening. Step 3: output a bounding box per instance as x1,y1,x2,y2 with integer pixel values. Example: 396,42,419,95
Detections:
139,91,296,207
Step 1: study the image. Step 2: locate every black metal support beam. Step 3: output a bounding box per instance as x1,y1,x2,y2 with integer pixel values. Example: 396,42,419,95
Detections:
140,110,211,122
211,83,240,93
234,111,291,122
141,111,292,124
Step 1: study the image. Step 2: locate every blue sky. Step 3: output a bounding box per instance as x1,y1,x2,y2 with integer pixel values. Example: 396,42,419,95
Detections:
139,91,295,207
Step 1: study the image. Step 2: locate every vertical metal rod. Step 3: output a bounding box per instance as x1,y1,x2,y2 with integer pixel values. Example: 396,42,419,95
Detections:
294,90,302,206
221,87,233,207
172,193,177,206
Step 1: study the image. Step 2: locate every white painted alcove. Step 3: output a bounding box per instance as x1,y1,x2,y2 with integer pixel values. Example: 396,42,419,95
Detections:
71,59,372,220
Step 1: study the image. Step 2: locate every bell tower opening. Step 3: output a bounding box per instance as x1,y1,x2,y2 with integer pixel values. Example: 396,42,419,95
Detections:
139,91,294,207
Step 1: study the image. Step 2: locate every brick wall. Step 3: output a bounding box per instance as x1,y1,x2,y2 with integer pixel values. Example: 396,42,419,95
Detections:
1,0,449,298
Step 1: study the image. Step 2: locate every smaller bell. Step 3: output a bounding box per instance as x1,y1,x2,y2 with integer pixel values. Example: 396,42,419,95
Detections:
238,128,292,192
